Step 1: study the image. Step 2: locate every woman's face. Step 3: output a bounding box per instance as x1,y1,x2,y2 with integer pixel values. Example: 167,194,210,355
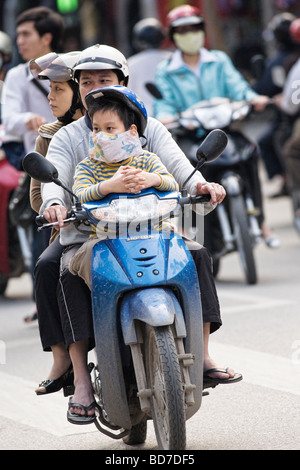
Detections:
48,81,74,118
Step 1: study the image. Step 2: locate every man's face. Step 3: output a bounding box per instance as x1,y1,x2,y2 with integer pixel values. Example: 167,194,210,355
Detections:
16,21,51,61
79,69,123,109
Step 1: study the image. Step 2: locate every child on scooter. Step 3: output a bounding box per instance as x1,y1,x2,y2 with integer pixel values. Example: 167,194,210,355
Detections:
69,85,179,286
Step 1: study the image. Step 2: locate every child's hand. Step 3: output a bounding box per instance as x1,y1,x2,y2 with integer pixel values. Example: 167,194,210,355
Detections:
100,166,144,195
100,166,162,195
121,167,161,193
119,166,145,193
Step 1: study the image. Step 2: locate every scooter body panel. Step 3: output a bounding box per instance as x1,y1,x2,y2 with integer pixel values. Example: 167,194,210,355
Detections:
91,231,203,429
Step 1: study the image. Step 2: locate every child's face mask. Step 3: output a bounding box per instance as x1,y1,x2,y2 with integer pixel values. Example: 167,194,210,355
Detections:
89,128,143,163
173,31,205,55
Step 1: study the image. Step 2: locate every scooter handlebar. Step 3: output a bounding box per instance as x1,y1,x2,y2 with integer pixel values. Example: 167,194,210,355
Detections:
35,210,75,227
180,194,211,205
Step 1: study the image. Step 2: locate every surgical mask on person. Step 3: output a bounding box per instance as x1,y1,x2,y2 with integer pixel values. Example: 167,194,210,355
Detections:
89,128,143,163
173,31,205,55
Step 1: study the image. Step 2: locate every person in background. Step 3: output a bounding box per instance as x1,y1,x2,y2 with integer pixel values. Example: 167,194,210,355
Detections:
275,18,300,233
154,4,280,249
2,6,64,167
252,12,297,198
1,6,64,322
127,18,171,116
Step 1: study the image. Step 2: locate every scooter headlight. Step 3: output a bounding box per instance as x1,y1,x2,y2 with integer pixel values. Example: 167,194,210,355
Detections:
89,193,179,225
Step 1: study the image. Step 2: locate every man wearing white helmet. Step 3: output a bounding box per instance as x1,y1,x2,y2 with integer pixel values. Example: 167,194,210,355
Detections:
38,44,240,422
42,44,224,223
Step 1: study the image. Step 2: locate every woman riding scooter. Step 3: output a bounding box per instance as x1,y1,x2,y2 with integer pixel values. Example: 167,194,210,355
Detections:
153,4,280,249
28,50,85,385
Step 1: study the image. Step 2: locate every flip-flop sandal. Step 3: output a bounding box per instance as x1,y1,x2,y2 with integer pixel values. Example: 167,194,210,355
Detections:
67,398,97,425
203,367,243,385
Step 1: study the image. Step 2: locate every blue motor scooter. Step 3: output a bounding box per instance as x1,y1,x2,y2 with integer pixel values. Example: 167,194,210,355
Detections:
23,129,227,450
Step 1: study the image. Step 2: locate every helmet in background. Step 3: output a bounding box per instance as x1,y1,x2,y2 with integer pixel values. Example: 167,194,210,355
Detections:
0,31,12,56
0,31,12,66
290,18,300,44
167,5,205,40
268,12,296,46
132,18,165,51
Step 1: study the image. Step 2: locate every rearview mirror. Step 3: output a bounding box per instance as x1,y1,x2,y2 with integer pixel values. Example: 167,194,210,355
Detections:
197,129,228,163
22,151,58,183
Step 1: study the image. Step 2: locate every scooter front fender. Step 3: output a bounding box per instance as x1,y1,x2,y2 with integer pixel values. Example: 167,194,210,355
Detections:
121,288,186,345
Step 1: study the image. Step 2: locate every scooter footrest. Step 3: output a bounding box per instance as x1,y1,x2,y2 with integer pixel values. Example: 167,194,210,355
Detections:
178,353,195,367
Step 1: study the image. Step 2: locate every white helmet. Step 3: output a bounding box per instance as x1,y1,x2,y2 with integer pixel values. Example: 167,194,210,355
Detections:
0,31,12,56
30,51,81,82
73,44,129,85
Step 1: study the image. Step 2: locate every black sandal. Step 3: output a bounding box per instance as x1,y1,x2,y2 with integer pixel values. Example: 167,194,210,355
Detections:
67,398,98,425
203,367,243,387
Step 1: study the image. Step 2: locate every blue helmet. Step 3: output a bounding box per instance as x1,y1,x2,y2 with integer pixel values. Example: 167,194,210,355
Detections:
85,85,148,134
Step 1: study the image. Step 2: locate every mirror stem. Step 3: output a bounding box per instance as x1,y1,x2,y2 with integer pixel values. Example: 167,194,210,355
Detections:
52,177,81,209
181,157,206,197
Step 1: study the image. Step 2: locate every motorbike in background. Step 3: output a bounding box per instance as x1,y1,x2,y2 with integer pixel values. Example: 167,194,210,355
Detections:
23,130,229,450
176,98,262,284
0,153,30,295
148,84,262,285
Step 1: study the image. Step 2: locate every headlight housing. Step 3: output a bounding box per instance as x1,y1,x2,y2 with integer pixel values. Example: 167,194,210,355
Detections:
86,192,179,226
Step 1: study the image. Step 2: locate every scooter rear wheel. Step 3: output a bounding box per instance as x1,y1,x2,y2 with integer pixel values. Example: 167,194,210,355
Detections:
122,417,147,445
145,325,186,450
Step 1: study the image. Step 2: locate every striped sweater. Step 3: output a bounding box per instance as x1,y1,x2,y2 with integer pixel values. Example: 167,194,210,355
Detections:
73,151,179,203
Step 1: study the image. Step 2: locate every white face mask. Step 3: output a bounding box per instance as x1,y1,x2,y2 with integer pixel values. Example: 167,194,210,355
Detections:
89,128,143,164
173,31,205,55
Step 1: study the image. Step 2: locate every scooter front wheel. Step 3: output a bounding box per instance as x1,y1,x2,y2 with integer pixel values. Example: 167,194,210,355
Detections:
230,195,257,285
145,325,186,450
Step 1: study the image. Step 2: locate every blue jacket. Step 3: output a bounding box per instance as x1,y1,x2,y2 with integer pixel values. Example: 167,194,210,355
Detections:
153,49,258,120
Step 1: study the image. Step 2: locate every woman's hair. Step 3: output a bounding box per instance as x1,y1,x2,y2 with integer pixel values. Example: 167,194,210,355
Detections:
88,97,140,134
16,7,64,52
